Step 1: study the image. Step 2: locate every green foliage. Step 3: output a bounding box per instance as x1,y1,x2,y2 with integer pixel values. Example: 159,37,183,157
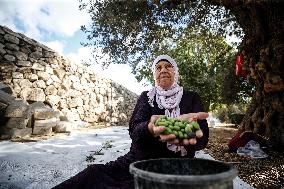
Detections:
213,103,248,123
78,0,252,110
78,0,243,67
219,54,254,105
228,113,245,124
134,27,248,111
214,107,228,123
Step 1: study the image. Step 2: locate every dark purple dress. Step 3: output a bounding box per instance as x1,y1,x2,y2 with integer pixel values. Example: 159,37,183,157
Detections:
52,90,208,189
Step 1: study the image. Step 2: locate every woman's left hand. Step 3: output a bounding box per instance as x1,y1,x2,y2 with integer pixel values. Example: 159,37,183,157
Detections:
166,137,197,146
166,112,208,146
177,112,209,122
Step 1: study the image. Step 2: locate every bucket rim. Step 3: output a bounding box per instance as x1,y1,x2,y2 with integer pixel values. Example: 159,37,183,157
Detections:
129,158,238,185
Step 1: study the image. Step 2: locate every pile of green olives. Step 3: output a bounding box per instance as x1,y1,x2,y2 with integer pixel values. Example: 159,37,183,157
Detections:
155,116,203,139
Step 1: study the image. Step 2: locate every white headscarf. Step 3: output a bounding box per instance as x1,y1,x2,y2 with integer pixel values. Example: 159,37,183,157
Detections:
147,55,183,118
147,55,187,156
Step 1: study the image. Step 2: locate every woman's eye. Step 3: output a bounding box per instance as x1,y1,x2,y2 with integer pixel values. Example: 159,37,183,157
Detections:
156,64,172,71
166,65,172,69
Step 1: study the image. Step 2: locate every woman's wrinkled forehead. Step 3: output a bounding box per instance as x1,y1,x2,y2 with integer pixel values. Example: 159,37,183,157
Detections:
152,54,179,85
153,55,177,71
155,59,172,67
153,55,176,66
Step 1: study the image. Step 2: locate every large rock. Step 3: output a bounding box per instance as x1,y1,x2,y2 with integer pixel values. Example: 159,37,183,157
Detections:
33,107,60,120
52,121,72,133
61,108,80,121
29,101,46,109
16,60,32,67
34,117,60,127
27,88,46,102
45,85,57,96
4,54,16,61
5,100,29,118
4,33,19,44
0,90,15,105
37,71,50,81
54,69,65,80
32,126,52,135
33,80,46,88
0,83,13,94
0,101,7,112
5,117,29,129
33,117,59,135
0,127,32,138
0,101,8,126
46,95,61,107
67,97,83,108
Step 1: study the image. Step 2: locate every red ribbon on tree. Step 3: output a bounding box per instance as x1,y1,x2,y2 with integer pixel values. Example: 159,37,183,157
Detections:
235,52,248,78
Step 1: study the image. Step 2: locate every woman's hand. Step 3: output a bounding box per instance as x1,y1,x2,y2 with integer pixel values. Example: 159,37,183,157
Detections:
177,112,209,122
167,138,197,146
148,115,176,141
171,112,208,146
148,112,208,145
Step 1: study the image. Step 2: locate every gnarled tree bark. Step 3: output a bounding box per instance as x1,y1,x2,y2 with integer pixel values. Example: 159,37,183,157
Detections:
210,0,284,149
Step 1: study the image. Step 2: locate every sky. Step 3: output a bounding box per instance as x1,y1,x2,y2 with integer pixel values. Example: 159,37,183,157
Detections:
0,0,151,95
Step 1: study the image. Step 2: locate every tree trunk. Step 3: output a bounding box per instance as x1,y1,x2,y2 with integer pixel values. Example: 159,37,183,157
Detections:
164,0,284,149
224,1,284,150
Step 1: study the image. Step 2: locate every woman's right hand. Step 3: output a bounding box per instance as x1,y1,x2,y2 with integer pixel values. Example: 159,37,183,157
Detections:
148,115,176,142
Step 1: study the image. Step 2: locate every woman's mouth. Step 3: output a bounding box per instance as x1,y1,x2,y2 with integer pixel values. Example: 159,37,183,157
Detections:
160,75,170,79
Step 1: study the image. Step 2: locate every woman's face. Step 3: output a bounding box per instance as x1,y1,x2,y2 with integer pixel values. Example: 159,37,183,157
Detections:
155,60,175,90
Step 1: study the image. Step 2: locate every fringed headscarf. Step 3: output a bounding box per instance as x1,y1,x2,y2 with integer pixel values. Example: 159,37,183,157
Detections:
147,55,187,156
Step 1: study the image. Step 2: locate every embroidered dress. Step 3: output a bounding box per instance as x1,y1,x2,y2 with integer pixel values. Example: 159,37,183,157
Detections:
52,90,208,189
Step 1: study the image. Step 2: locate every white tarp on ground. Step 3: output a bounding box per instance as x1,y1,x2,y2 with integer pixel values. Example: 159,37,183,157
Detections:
0,126,253,189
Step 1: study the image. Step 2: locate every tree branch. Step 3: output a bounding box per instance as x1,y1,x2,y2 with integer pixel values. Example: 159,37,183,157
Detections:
206,0,270,8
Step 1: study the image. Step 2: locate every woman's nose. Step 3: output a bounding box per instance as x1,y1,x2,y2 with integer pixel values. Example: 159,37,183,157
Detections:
160,66,168,72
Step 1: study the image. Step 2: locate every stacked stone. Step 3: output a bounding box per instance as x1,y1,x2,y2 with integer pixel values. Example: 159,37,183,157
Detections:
108,82,138,125
0,85,73,138
0,87,32,138
31,101,72,134
3,98,32,138
0,25,138,126
31,102,60,135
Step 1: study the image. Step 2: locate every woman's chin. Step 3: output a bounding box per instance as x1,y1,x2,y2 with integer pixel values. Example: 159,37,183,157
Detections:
159,84,172,90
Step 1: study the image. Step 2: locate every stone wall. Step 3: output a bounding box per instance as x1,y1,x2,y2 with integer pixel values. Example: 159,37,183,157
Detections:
0,25,138,128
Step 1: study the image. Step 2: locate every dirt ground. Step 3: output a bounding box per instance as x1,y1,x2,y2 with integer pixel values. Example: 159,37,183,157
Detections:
204,126,284,189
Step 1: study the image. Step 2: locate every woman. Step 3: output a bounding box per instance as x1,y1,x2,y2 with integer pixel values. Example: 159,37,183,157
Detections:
53,55,209,189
